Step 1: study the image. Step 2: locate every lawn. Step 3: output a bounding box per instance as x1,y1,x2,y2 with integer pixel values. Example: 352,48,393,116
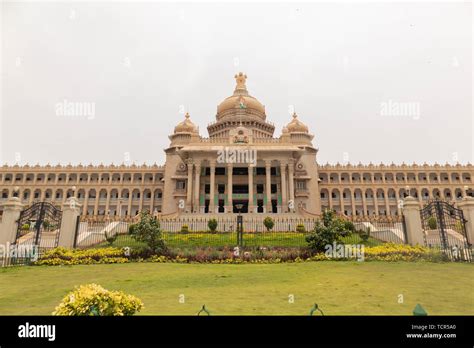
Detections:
0,262,472,315
94,232,382,249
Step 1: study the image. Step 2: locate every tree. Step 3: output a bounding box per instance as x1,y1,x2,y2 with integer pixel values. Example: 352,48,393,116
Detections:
208,218,218,232
305,210,353,253
263,217,274,232
132,211,166,254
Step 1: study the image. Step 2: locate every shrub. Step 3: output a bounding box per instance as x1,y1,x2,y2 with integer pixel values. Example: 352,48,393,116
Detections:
52,283,143,316
296,224,306,233
21,223,30,231
34,247,129,266
208,219,218,232
306,210,353,253
104,230,118,245
343,220,356,233
358,227,371,242
180,225,189,233
132,211,166,255
427,216,437,230
363,243,443,262
128,223,137,235
263,217,274,231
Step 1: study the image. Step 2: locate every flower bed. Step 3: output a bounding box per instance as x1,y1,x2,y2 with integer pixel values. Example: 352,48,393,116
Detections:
33,243,445,266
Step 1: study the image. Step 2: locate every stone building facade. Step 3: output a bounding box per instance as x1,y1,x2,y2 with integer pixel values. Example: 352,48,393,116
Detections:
0,73,473,217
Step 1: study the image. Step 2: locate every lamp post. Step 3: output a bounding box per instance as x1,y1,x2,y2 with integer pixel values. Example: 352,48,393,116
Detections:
235,203,244,247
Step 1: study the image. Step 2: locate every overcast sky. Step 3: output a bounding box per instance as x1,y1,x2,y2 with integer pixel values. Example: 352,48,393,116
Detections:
1,1,472,166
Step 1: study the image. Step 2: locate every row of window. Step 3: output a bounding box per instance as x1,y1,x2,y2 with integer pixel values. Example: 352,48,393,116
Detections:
319,172,471,183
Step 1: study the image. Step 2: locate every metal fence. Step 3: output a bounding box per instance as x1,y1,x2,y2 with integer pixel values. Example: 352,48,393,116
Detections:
72,215,408,250
347,216,408,245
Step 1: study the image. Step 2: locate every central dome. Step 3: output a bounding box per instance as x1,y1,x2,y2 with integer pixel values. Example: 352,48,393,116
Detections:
216,72,266,119
208,73,274,138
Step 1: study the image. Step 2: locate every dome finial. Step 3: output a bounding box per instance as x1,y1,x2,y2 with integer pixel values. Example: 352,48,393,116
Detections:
292,111,298,119
234,72,247,90
185,112,190,119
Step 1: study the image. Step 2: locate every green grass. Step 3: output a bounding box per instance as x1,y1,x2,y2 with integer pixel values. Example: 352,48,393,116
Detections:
0,262,472,315
96,232,383,249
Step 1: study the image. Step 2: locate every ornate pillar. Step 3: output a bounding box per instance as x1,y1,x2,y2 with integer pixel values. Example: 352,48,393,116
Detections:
374,193,379,216
209,161,216,213
149,191,155,214
186,159,193,213
351,189,356,216
395,190,401,216
362,190,367,217
288,160,295,212
138,189,144,213
226,163,233,213
194,162,201,213
248,164,254,213
384,189,390,216
402,196,424,245
58,197,82,248
0,196,23,246
265,160,272,213
458,197,474,245
93,192,99,216
105,189,110,216
280,161,288,213
82,191,89,215
127,192,132,217
339,191,345,215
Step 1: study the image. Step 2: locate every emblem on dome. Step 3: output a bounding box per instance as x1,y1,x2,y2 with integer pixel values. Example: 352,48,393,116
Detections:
234,129,248,143
238,96,246,109
234,72,247,89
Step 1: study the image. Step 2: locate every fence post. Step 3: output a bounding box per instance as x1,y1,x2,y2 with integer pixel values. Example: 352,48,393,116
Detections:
401,196,424,246
0,196,24,246
58,197,82,248
457,196,474,245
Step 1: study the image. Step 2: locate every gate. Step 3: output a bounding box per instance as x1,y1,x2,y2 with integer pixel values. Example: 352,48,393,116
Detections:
420,199,471,261
15,202,62,250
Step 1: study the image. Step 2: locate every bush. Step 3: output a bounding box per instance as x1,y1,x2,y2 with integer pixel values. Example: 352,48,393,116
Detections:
21,223,30,231
296,224,306,233
305,210,353,253
358,227,371,242
180,225,189,233
104,230,118,245
208,219,218,232
263,217,274,232
427,216,437,230
343,220,356,233
363,243,444,262
128,224,137,235
52,283,143,316
132,211,166,255
34,247,129,266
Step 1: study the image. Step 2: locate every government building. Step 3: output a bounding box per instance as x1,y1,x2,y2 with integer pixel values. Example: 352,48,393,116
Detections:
0,73,473,218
